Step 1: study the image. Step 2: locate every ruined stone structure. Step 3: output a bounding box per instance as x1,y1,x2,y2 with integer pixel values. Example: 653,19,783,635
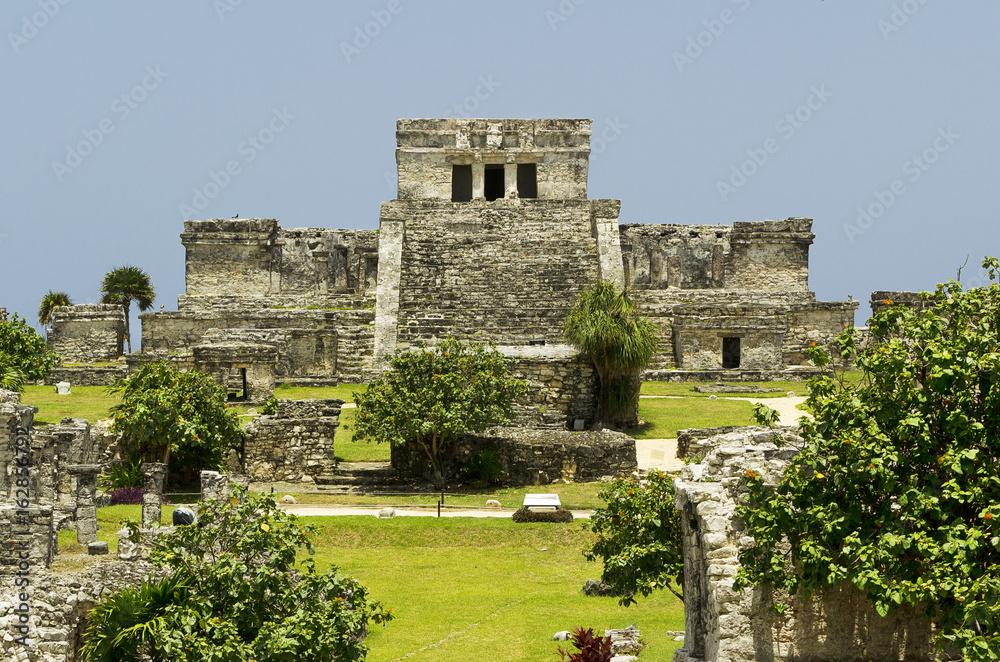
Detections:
672,427,942,662
870,290,933,317
130,118,855,422
241,399,343,482
45,304,124,364
391,427,637,486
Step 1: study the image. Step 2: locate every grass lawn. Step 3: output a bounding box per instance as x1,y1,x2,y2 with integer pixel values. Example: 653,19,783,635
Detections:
22,385,121,425
62,508,684,662
261,480,610,510
628,397,757,439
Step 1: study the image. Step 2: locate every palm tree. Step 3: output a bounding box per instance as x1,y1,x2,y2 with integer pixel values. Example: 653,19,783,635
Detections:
0,355,26,393
100,265,155,355
564,281,658,429
38,290,72,327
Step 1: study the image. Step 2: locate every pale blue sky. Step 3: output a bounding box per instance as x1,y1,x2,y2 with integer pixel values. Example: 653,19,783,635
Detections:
2,1,997,337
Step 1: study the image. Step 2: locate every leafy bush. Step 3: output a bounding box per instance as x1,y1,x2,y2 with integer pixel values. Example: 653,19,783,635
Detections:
261,395,279,416
511,507,574,524
557,628,613,662
584,471,683,603
0,312,61,382
99,458,143,490
458,450,507,486
354,338,527,487
81,485,391,661
109,362,242,475
735,257,1000,660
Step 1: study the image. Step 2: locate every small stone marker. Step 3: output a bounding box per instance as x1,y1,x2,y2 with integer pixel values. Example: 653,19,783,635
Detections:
172,507,197,526
378,507,395,518
485,499,501,508
55,381,71,395
281,494,297,504
523,493,560,512
87,541,109,555
708,394,718,400
553,631,571,641
573,419,585,431
787,391,796,397
583,578,615,597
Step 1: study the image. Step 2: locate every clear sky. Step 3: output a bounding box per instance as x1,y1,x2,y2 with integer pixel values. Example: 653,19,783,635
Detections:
2,1,997,338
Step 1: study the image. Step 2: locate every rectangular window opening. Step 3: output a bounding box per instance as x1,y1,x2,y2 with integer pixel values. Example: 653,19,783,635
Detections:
484,164,505,201
517,163,537,198
722,337,741,369
451,164,472,202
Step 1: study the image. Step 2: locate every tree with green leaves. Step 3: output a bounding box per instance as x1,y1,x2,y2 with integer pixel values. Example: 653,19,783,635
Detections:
37,290,72,327
80,486,391,661
564,281,658,429
735,257,1000,660
584,470,684,604
0,312,61,391
109,361,242,472
353,338,528,488
100,264,155,354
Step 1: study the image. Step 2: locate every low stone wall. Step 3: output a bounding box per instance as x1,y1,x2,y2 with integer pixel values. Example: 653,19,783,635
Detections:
43,365,128,387
503,345,598,429
241,399,342,482
0,560,162,662
392,426,637,486
672,427,942,662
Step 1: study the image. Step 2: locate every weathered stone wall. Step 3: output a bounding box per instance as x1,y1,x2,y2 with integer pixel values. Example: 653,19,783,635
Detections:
192,342,277,404
377,199,606,354
870,290,933,318
672,428,941,662
240,399,342,482
42,365,128,387
46,304,124,364
392,427,636,486
503,345,599,429
0,560,162,662
620,223,730,290
395,118,591,201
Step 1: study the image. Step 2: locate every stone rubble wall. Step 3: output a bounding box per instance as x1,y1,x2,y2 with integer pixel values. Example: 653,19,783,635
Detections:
0,560,164,662
392,427,636,486
870,290,933,318
672,427,942,662
45,305,124,364
241,399,342,482
504,346,598,429
42,365,128,387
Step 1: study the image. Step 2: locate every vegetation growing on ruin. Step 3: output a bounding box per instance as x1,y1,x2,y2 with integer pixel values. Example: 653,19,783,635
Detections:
0,312,61,390
37,290,72,327
564,282,658,429
109,361,242,473
736,258,1000,660
353,339,528,487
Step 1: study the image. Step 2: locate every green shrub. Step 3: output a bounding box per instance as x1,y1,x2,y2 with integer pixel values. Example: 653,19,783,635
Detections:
261,395,279,416
458,450,507,486
98,458,143,490
0,313,60,382
512,507,574,524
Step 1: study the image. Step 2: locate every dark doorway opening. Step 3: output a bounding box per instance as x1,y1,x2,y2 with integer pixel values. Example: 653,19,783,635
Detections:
484,164,505,201
722,337,741,369
517,163,537,198
451,164,472,202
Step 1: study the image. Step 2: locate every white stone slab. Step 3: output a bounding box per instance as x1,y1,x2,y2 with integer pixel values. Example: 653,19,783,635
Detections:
523,493,561,511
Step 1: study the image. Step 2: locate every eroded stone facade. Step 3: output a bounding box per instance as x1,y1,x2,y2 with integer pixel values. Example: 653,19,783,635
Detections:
672,427,943,662
241,399,343,482
45,305,124,364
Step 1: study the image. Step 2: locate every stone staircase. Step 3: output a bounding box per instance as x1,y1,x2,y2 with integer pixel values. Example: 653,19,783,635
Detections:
313,462,409,495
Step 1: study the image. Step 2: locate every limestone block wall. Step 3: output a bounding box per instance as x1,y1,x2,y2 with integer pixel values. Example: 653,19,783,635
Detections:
620,224,730,290
725,219,814,293
394,118,591,201
672,428,940,662
46,304,124,363
870,290,932,318
192,342,277,404
502,345,598,429
378,199,605,353
0,560,163,662
241,399,342,482
392,427,636,486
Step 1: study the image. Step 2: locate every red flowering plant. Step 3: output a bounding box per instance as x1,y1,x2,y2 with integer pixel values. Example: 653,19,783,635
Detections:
736,257,1000,660
583,470,684,604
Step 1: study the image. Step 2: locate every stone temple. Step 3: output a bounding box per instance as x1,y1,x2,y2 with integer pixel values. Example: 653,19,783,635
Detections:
88,119,851,404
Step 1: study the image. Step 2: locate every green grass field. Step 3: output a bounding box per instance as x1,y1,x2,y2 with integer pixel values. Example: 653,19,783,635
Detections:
61,507,684,662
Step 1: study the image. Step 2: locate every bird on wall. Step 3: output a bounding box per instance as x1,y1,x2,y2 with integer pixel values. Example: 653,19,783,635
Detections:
233,213,239,218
